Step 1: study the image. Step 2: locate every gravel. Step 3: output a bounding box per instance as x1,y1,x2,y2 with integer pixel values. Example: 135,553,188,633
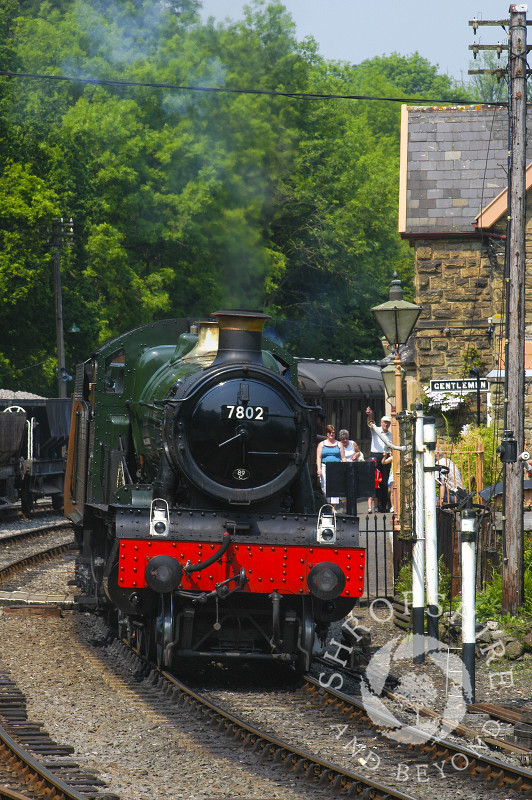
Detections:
0,514,530,800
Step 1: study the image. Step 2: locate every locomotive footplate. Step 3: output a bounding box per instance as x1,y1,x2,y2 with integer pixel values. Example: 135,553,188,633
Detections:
113,505,360,548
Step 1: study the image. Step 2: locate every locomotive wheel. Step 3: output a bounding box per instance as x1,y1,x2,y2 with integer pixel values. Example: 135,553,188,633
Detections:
155,593,174,668
134,621,152,661
117,611,129,641
117,611,134,647
294,598,315,675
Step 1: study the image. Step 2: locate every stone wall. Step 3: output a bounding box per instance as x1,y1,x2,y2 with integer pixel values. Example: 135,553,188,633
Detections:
412,224,532,442
414,237,502,381
411,234,504,436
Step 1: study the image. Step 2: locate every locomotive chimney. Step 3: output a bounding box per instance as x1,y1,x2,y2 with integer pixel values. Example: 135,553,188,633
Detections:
211,309,270,366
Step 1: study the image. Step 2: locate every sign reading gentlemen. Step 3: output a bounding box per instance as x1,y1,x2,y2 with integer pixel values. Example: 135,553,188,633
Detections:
429,379,489,393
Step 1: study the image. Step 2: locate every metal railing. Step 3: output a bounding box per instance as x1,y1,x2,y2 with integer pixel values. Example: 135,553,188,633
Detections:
358,512,394,602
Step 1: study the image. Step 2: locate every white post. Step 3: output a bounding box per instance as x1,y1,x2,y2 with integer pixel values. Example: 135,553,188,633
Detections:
423,416,439,641
461,504,476,703
412,403,425,663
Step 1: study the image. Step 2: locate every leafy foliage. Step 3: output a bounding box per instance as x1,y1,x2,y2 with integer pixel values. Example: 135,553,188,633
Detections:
455,424,500,490
0,0,468,393
394,555,451,601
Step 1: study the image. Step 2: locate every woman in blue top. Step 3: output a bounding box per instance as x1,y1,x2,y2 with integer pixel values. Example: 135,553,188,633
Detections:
316,425,346,500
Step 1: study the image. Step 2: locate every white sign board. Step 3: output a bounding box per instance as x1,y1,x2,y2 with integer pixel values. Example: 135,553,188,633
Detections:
429,379,489,393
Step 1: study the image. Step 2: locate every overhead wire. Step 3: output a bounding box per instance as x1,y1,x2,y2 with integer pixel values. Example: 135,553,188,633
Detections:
0,64,516,452
0,69,510,105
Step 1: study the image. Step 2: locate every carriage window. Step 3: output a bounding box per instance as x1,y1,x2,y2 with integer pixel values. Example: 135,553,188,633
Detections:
104,349,125,394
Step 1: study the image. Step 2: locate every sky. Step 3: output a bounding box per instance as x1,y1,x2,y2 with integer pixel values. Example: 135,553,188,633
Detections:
199,1,512,81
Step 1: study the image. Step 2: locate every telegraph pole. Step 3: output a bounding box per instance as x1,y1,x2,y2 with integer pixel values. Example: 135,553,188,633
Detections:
504,5,527,613
469,5,527,613
50,217,74,399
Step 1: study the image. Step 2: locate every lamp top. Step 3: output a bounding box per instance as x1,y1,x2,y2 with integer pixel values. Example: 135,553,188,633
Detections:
370,272,422,346
389,271,404,302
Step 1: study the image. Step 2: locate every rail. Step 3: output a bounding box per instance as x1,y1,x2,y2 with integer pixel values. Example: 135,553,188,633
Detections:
0,722,91,800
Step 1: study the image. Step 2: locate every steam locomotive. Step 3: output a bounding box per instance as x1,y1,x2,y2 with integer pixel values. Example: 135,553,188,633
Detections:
64,310,366,671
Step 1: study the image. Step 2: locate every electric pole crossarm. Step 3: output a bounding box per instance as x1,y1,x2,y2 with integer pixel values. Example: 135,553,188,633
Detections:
468,44,509,51
468,69,507,78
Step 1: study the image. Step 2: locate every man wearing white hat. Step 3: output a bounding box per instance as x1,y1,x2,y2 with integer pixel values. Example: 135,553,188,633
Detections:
366,408,393,513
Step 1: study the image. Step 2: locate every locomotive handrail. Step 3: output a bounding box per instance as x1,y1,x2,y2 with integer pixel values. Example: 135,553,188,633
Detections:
126,400,166,409
153,396,319,411
184,531,231,574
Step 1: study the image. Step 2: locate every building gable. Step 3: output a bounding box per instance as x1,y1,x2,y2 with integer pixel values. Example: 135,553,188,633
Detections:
398,104,532,236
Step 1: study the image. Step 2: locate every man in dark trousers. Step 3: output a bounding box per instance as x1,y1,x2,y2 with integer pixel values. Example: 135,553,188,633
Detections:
366,407,393,512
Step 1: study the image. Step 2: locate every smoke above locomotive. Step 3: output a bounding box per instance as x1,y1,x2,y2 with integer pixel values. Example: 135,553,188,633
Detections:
65,310,365,671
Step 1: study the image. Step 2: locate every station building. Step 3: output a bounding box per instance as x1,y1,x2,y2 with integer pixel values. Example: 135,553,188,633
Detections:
399,104,532,438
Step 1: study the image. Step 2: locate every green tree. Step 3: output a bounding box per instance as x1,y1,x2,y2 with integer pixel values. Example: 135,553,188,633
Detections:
0,161,61,391
0,0,469,390
468,51,509,102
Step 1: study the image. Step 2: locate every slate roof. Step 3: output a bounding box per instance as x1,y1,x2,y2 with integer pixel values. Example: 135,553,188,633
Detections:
399,105,532,235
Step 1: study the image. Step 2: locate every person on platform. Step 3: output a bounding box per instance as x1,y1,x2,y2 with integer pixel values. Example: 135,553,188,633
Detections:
367,456,380,513
366,407,393,513
338,430,364,512
338,430,364,461
316,424,346,504
436,448,463,505
382,450,394,513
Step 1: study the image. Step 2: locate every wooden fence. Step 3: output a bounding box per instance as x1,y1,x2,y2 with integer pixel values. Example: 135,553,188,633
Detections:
437,437,484,501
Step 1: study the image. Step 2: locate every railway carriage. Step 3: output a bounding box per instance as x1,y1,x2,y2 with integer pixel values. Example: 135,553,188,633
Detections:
0,397,71,513
65,310,366,670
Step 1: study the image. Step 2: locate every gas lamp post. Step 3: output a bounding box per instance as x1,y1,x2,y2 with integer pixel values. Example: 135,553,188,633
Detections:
371,273,422,516
380,361,404,514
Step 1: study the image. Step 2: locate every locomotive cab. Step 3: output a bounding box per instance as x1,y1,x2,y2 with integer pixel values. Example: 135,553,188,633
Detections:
65,310,366,672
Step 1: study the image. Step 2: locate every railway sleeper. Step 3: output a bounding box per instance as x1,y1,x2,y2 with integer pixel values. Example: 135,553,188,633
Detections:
305,762,318,779
230,726,243,742
425,743,440,760
489,767,506,785
465,758,477,775
346,779,365,796
318,767,334,785
281,753,298,771
262,743,279,762
293,757,309,775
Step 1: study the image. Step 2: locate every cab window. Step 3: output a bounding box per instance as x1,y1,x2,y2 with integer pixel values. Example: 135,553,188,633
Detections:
104,349,125,394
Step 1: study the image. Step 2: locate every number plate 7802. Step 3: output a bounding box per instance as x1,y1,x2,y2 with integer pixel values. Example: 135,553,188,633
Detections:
221,405,268,421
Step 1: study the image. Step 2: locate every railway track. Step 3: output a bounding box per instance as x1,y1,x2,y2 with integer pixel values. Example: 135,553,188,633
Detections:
95,620,418,800
0,521,75,609
1,516,531,799
0,502,57,524
312,653,532,760
304,671,532,792
0,684,117,800
0,519,116,799
94,615,531,799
